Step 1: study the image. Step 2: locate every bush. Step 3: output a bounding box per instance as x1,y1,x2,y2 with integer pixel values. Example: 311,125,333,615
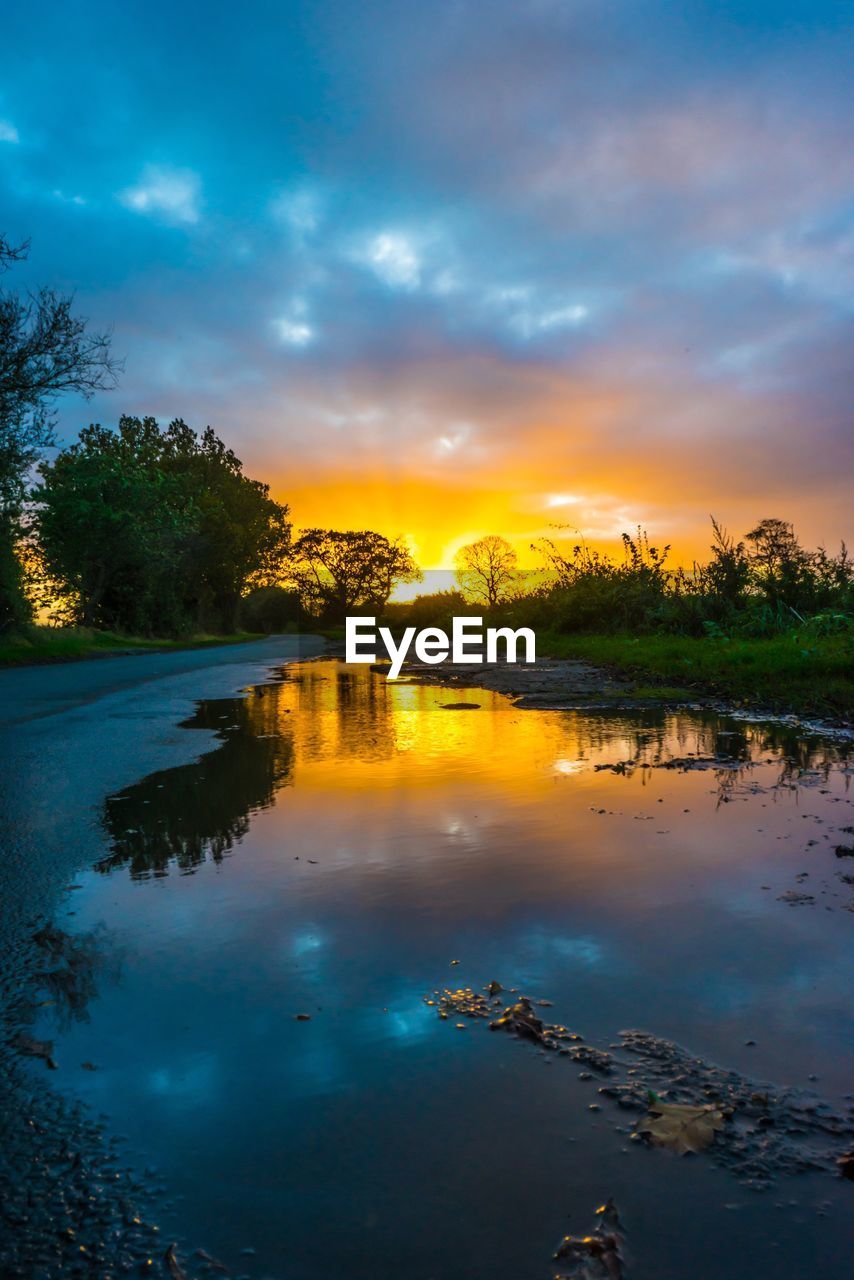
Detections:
381,590,468,634
240,586,302,633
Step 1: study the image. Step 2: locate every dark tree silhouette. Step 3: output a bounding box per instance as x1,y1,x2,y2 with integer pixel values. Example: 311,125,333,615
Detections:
0,232,119,629
292,528,420,620
455,534,518,608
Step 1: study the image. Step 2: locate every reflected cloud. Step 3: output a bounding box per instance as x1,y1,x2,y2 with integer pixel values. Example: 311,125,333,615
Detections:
148,1052,220,1104
522,928,607,970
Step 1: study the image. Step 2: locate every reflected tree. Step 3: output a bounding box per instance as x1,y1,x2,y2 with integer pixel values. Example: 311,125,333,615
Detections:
99,690,295,878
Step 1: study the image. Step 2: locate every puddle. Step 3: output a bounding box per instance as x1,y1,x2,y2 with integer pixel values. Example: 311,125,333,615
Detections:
31,660,854,1278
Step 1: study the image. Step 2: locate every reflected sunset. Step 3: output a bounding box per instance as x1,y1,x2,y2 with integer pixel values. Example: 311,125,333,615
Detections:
31,658,852,1278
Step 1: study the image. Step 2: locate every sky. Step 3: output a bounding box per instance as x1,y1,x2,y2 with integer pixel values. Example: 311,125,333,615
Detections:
1,0,852,569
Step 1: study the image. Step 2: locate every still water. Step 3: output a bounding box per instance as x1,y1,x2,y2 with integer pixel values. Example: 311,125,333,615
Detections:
39,660,853,1278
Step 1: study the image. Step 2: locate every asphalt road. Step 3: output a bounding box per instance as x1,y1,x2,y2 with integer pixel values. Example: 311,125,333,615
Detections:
0,633,324,940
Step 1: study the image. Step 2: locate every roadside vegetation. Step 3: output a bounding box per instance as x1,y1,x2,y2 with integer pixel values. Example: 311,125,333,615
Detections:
538,632,852,720
382,525,853,719
0,628,264,667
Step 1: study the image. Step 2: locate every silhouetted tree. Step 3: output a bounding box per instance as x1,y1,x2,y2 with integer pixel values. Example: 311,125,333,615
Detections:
745,518,812,614
292,528,420,621
0,233,119,629
455,534,518,608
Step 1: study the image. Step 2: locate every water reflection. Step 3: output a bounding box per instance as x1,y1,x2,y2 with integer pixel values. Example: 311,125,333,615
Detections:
99,694,296,878
47,659,852,1280
100,660,848,881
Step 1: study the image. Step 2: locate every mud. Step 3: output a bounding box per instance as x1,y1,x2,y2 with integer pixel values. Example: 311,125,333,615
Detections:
430,985,854,1190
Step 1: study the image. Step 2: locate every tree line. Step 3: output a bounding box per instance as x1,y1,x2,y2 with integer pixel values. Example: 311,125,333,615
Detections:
394,521,852,640
0,232,420,635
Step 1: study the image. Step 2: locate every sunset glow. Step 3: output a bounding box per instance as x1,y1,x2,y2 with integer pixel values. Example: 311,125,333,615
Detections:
1,1,851,566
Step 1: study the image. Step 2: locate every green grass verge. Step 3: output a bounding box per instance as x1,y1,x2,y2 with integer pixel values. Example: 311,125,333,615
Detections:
0,627,265,667
538,631,853,720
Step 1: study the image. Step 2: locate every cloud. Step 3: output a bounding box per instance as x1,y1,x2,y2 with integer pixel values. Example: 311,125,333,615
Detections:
275,317,314,347
434,424,472,456
0,119,19,144
118,165,201,225
510,301,589,339
270,187,322,240
544,494,581,508
52,189,86,206
273,297,314,347
361,232,421,289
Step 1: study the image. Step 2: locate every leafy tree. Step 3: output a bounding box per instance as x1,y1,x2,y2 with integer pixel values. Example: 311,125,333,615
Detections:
744,518,813,615
292,528,420,621
455,534,518,608
33,416,290,634
156,419,292,630
0,233,119,629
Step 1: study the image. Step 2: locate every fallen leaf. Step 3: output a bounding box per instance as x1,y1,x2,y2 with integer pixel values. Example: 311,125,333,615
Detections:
638,1096,725,1155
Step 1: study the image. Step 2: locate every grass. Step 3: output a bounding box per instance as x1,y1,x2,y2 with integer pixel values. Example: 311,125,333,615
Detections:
538,631,853,721
0,626,265,667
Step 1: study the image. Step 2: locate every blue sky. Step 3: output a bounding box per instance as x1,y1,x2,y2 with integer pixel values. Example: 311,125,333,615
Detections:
1,0,852,565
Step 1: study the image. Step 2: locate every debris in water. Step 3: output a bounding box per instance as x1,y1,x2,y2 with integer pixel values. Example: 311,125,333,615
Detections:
164,1243,187,1280
429,981,854,1187
195,1246,230,1273
638,1094,726,1155
430,986,613,1071
620,1029,854,1186
553,1198,625,1279
489,997,547,1043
